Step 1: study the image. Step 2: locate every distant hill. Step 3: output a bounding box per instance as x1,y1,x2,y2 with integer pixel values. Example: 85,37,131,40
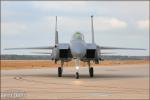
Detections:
101,55,149,60
1,54,149,60
1,55,51,60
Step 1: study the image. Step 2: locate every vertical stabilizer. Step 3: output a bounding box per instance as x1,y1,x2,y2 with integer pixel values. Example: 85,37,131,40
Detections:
91,15,95,44
55,16,59,45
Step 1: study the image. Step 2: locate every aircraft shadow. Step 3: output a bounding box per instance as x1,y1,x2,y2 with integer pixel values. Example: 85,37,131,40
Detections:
24,73,147,79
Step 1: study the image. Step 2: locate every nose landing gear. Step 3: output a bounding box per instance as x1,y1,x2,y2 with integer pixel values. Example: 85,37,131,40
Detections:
75,59,80,79
75,72,79,79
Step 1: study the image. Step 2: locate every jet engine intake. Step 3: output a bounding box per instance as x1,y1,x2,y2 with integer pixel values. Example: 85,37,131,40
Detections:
86,49,96,58
59,49,71,58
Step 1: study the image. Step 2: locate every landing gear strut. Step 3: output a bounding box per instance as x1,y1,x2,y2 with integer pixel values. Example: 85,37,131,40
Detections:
58,61,64,77
88,61,94,77
75,59,80,79
89,67,94,77
58,67,62,77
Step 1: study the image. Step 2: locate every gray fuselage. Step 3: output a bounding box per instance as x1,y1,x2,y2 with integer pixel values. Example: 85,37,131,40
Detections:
70,32,87,59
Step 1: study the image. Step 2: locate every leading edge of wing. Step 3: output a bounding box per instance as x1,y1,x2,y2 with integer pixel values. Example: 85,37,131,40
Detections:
4,46,54,50
97,46,146,50
31,52,51,54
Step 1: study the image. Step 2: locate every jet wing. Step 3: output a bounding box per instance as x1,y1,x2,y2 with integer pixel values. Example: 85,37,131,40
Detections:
5,46,54,50
97,46,146,50
101,52,116,54
31,52,51,54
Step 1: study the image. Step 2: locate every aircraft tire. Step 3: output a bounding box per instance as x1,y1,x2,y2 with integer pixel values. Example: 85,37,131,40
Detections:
89,67,94,77
76,72,79,79
58,67,62,77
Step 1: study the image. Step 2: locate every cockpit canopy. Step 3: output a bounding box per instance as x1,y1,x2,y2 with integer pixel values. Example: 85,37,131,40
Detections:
72,32,84,40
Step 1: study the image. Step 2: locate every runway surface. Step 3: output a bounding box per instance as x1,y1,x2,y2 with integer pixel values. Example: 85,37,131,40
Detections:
1,64,149,99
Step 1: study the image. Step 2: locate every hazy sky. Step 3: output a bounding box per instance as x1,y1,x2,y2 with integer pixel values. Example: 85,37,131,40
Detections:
1,1,149,56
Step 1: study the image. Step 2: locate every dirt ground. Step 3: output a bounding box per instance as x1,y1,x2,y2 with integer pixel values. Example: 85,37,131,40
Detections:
1,64,149,99
1,60,149,70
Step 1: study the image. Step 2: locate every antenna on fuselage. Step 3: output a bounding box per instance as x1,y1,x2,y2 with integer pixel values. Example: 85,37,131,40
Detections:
91,15,95,44
55,16,59,45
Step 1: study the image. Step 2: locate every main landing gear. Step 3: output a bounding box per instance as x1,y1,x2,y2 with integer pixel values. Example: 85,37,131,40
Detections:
58,67,62,77
89,67,94,77
57,60,94,79
88,61,94,77
58,61,64,77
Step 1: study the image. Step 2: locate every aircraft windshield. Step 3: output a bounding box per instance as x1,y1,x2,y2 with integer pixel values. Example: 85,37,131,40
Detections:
72,32,84,40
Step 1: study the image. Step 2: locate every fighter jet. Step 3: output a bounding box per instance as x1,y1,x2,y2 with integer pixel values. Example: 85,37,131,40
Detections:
5,16,145,79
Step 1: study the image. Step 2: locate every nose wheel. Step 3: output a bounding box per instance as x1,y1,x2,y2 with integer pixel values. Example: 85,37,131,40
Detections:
75,59,80,79
89,67,94,77
75,72,79,79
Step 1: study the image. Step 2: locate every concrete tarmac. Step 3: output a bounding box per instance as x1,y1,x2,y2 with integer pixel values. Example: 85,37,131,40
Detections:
1,64,149,99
